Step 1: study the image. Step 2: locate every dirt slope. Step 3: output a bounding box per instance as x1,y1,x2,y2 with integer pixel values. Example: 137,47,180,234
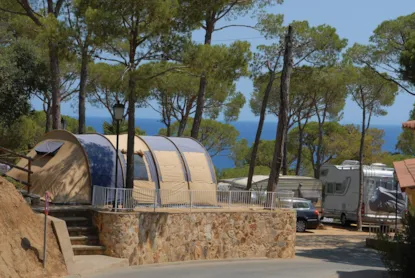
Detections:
0,177,67,278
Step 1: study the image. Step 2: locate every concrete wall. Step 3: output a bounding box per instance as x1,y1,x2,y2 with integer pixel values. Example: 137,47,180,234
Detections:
92,210,296,265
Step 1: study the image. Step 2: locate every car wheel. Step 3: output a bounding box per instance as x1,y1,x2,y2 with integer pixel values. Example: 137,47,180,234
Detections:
340,214,350,227
296,219,307,232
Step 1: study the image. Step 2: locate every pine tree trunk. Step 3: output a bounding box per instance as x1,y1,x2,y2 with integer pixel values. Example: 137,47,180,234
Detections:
295,119,306,175
267,25,294,197
48,42,61,130
177,119,187,137
282,131,288,175
78,48,88,134
357,107,366,231
44,104,52,133
126,71,136,189
247,71,275,190
191,17,213,139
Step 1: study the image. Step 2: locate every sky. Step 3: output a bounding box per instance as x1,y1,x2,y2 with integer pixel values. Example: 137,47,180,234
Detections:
32,0,415,125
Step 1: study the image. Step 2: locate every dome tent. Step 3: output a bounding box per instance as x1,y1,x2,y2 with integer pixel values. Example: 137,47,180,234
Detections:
6,131,217,205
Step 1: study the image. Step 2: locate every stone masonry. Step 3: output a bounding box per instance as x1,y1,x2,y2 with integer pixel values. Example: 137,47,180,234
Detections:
92,209,296,265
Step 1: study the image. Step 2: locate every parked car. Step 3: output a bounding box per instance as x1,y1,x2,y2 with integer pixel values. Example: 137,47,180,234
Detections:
282,197,320,232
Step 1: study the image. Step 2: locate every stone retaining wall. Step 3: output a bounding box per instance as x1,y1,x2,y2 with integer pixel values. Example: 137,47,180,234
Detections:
92,209,296,265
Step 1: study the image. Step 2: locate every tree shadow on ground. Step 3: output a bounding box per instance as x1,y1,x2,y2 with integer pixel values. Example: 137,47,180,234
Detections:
336,269,389,278
296,237,384,268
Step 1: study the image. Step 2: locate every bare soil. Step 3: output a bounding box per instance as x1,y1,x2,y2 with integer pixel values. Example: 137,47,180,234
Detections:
0,177,67,278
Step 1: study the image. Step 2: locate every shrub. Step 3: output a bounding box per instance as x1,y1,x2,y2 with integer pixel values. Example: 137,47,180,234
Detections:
377,209,415,277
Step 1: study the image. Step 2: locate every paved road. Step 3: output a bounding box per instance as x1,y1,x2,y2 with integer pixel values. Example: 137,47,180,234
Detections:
87,235,389,278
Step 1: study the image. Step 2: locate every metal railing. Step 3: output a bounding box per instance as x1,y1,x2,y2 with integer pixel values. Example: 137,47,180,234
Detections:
0,146,33,192
92,185,294,211
368,223,400,238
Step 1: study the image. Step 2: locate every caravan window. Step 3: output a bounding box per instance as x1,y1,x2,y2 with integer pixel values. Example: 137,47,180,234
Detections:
335,183,344,193
134,154,149,181
326,183,334,194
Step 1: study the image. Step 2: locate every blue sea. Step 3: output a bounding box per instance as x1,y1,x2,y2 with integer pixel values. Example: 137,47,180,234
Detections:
86,117,403,170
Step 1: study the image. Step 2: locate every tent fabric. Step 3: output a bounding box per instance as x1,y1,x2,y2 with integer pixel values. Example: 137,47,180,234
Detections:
75,134,124,189
7,130,91,203
168,137,217,184
183,152,214,184
34,141,64,155
6,131,218,206
139,136,190,205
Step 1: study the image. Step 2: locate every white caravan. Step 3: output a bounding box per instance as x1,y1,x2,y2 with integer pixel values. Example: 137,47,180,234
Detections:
320,160,407,225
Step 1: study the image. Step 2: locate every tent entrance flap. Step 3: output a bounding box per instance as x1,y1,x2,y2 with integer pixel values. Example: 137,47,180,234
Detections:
35,141,64,156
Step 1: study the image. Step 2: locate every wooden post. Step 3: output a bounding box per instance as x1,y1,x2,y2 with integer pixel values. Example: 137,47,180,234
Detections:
28,159,32,193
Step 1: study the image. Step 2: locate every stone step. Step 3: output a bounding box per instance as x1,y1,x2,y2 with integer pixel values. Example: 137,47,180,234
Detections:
68,226,97,237
73,245,105,256
60,216,91,227
49,210,91,219
70,235,99,245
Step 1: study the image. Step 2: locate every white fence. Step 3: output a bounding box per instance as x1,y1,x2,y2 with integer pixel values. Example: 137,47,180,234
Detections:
92,185,294,211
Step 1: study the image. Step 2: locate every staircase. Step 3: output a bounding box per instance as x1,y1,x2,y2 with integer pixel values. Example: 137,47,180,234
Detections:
35,206,105,255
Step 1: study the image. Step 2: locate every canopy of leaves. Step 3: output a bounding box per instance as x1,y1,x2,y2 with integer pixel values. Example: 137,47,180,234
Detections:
87,62,128,119
400,31,415,85
253,16,348,75
103,121,145,136
396,102,415,155
0,111,94,154
347,66,398,118
344,13,415,93
0,39,49,125
147,61,246,125
158,118,239,157
288,122,385,172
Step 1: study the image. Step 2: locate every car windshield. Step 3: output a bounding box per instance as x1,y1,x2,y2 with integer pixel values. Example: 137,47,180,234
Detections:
293,201,311,209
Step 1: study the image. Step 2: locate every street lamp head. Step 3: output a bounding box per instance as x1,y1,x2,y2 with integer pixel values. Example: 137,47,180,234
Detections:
113,101,125,121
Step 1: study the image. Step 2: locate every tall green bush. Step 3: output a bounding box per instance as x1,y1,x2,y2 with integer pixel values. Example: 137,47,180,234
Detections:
378,210,415,277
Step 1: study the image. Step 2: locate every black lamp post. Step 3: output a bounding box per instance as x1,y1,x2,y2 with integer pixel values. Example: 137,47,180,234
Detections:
113,101,125,193
61,118,67,130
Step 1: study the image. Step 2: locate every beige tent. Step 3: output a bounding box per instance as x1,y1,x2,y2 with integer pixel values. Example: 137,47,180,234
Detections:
7,130,91,203
6,131,218,206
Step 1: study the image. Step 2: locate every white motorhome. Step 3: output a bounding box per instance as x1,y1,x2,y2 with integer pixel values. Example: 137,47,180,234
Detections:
320,160,407,225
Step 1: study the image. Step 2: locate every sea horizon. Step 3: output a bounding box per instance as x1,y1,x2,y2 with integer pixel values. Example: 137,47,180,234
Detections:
83,116,404,170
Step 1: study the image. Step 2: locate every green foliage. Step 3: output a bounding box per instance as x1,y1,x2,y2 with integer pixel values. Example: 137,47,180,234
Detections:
288,122,385,170
378,211,415,277
230,139,249,168
0,39,49,125
87,62,128,120
158,118,239,157
62,115,96,134
373,152,413,168
231,138,299,173
0,111,95,155
400,33,415,85
253,16,347,76
0,112,45,152
347,66,398,117
102,121,145,136
146,60,247,129
397,102,415,155
218,165,271,180
345,13,415,90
